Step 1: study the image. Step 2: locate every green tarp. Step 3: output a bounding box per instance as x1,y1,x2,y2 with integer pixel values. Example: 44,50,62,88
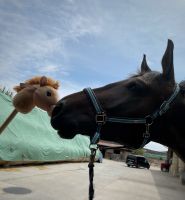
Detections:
0,91,98,162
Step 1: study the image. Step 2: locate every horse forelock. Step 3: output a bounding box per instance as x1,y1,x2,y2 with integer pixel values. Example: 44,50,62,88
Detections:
129,70,161,84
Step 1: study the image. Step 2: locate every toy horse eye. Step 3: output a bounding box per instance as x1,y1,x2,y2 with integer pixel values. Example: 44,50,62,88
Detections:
46,91,52,97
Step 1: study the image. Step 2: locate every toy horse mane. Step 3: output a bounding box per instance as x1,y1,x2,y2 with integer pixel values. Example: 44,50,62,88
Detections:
14,76,60,92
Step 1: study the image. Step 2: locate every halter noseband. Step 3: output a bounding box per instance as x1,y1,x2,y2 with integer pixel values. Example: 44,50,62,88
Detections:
84,83,180,149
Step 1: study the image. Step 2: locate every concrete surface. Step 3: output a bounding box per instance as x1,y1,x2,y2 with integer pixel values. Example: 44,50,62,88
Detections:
0,159,184,200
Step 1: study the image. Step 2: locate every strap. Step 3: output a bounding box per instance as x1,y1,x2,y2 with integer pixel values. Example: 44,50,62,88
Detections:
103,83,180,124
84,88,104,114
106,117,146,124
90,125,101,145
158,83,180,116
149,83,180,119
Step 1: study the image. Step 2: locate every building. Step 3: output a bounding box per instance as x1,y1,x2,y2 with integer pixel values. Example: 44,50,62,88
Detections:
169,152,185,185
98,140,132,161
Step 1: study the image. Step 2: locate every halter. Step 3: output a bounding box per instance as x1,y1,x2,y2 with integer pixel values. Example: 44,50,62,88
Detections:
84,83,180,148
84,83,180,200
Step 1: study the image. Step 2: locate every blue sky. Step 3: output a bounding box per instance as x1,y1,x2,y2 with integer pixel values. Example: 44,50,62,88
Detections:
1,0,185,151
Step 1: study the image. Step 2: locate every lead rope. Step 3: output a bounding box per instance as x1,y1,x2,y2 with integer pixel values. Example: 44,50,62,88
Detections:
88,147,97,200
88,125,101,200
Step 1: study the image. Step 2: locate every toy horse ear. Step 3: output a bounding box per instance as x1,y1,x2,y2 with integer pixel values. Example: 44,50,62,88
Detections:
13,83,28,92
53,81,60,90
13,83,26,92
161,39,175,83
20,83,29,89
14,83,33,92
141,54,151,73
40,76,47,87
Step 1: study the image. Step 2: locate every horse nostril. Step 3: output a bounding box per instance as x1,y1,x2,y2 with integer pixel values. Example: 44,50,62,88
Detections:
52,104,63,118
51,100,65,126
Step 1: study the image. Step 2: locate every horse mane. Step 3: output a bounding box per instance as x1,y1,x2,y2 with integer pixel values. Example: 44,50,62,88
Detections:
130,70,185,91
129,69,144,78
14,76,60,92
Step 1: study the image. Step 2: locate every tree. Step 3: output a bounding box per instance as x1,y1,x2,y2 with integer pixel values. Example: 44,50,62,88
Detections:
132,148,144,156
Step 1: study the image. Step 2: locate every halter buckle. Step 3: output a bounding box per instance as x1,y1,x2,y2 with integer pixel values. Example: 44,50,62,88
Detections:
145,115,153,125
96,113,107,124
143,131,150,139
143,124,150,138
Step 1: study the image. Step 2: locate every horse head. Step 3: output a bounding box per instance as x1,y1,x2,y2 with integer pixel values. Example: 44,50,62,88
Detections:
51,40,185,160
13,76,59,115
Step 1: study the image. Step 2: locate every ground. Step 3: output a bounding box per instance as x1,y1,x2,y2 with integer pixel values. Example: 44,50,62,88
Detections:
0,159,184,200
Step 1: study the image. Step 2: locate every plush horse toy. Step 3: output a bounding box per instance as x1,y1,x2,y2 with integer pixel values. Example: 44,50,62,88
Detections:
0,76,59,134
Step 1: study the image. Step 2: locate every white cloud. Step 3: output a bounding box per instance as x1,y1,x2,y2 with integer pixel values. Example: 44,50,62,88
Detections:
0,0,103,89
0,1,185,98
69,15,102,41
58,80,84,98
38,65,59,73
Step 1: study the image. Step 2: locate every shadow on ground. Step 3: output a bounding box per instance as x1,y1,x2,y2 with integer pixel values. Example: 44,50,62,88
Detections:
150,168,185,200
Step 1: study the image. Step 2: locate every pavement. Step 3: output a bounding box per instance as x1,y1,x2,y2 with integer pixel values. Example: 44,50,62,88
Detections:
0,159,184,200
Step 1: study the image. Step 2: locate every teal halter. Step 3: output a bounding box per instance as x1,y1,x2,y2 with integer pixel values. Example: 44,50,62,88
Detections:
84,83,180,148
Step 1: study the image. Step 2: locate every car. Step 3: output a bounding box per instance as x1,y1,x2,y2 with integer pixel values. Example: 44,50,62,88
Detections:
126,154,150,169
161,160,171,172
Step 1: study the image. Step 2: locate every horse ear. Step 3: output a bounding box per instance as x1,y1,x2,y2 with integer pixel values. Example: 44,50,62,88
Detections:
40,76,47,86
141,54,151,73
161,39,175,83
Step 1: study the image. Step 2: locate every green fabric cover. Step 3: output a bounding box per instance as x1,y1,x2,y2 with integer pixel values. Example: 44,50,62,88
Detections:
0,92,98,162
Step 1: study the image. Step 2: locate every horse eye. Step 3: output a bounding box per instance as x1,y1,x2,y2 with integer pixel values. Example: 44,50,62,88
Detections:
46,91,52,96
127,82,138,90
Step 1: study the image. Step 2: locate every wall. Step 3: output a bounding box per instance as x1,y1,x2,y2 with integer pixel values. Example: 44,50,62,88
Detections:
104,149,130,161
170,152,185,185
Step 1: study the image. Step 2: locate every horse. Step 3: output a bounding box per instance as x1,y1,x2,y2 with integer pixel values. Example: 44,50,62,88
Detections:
13,76,59,116
0,76,59,134
51,40,185,163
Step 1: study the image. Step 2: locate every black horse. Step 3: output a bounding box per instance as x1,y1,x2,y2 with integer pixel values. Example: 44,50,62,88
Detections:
51,40,185,162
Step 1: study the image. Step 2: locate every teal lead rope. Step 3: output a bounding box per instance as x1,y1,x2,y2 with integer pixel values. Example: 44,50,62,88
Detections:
88,126,101,200
88,147,97,200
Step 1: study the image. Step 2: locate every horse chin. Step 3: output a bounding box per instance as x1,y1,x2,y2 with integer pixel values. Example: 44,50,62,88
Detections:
57,130,76,139
56,126,94,140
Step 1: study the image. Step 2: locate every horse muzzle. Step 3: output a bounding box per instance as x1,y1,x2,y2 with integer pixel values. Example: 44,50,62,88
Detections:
51,103,65,130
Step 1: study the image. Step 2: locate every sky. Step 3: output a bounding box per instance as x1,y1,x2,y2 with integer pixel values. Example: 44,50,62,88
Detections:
1,0,185,151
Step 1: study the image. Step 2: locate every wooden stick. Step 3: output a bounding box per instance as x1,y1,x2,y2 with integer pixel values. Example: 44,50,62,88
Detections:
0,109,18,134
